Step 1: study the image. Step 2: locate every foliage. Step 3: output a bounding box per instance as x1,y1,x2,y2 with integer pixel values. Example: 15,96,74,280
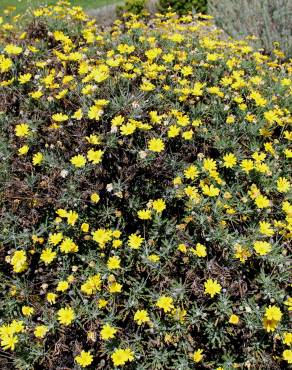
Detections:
209,0,292,57
0,1,292,369
117,0,146,16
159,0,208,15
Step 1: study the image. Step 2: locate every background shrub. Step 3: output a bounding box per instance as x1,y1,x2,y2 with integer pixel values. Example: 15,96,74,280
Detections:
117,0,147,15
209,0,292,57
159,0,208,15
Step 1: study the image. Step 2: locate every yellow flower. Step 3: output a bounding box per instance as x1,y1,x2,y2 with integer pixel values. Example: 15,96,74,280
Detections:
30,91,43,99
229,314,239,324
283,349,292,364
120,122,136,136
263,305,282,333
87,149,104,164
22,306,34,317
193,243,207,257
15,123,29,137
70,154,86,168
57,307,75,326
111,348,134,366
148,254,160,262
92,228,112,247
128,234,144,249
255,194,270,209
283,332,292,345
81,223,89,232
202,184,220,197
178,243,187,253
18,145,29,155
100,324,117,340
75,350,93,368
203,158,217,172
0,55,13,72
152,199,166,213
4,44,23,55
253,241,271,256
265,305,282,321
98,299,108,309
32,152,43,166
184,165,199,180
259,221,274,237
10,250,28,273
90,193,100,203
156,296,174,313
34,325,48,338
47,292,57,304
148,138,165,153
18,73,32,84
277,177,290,193
72,109,83,120
234,244,251,263
40,248,57,265
49,233,63,245
204,279,222,298
52,113,68,122
241,159,254,173
1,334,18,351
56,280,69,292
193,349,203,363
108,281,123,293
67,210,78,226
137,209,152,220
134,310,150,325
223,153,237,168
107,256,121,270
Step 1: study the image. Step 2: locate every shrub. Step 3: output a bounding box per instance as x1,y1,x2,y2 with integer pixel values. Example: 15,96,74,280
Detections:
117,0,147,16
209,0,292,57
0,1,291,370
159,0,208,15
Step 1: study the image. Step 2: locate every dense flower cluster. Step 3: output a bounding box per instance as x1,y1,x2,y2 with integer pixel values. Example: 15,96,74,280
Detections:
0,1,291,369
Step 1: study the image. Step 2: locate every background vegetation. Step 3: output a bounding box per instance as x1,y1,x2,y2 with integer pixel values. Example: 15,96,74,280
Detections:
0,1,291,369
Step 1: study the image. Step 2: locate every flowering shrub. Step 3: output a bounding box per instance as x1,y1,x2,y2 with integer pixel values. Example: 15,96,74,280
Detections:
0,1,291,369
159,0,208,15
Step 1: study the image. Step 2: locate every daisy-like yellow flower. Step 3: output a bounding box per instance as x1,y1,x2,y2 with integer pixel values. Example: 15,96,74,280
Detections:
204,279,222,298
32,152,43,166
253,241,271,256
107,256,121,270
134,309,150,325
90,193,100,203
52,113,69,122
148,138,165,153
34,325,49,338
15,123,29,137
18,73,32,84
111,348,134,366
137,209,152,220
223,153,237,168
22,306,34,317
40,248,57,265
57,307,75,326
100,324,117,340
75,350,93,368
87,149,104,164
128,233,144,249
152,199,166,213
70,154,86,168
156,296,174,313
193,349,203,363
18,145,29,155
229,314,239,324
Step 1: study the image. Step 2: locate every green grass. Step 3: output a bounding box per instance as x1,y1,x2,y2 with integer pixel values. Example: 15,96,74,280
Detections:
0,0,119,13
